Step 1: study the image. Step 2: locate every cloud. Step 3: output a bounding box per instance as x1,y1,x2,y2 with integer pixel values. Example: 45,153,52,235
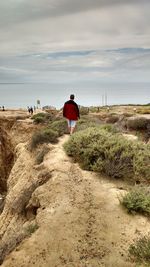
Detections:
0,0,150,86
1,5,150,57
0,0,149,28
0,48,150,84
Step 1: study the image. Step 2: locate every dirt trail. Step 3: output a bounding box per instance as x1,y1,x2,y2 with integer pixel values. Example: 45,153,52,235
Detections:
2,135,150,267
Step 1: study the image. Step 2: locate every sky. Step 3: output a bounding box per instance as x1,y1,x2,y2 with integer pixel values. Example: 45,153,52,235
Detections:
0,0,150,108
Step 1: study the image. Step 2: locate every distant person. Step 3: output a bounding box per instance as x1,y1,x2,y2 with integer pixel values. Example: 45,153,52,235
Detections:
27,106,30,114
30,107,33,115
2,106,5,111
63,94,80,135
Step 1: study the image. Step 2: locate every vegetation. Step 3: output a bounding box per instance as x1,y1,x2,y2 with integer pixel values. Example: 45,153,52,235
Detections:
64,127,150,182
30,128,58,149
30,118,68,150
35,145,50,164
122,113,133,118
76,118,100,131
121,187,150,216
25,223,39,236
79,107,89,115
127,117,149,130
48,119,68,136
129,235,150,265
76,118,119,133
89,106,101,113
105,114,119,124
137,107,150,114
32,112,54,124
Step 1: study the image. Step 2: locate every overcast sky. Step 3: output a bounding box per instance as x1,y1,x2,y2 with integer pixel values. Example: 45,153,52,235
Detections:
0,0,150,107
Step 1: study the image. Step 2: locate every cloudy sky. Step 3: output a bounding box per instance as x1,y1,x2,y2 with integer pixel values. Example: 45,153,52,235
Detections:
0,0,150,107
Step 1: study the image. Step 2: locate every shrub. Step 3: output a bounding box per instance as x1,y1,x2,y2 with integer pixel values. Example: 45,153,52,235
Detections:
129,235,150,265
79,107,89,115
89,106,102,113
127,117,149,130
35,145,50,164
99,124,119,134
64,127,150,182
134,146,150,181
137,108,150,115
105,115,119,124
33,116,46,124
122,113,133,118
121,187,150,215
49,119,68,136
76,119,100,132
76,119,118,133
32,113,53,124
30,128,58,149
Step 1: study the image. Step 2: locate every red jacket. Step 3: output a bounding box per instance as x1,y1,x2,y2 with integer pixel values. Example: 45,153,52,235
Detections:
63,100,80,120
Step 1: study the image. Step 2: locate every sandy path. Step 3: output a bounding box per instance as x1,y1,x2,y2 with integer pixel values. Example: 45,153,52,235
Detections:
2,135,150,267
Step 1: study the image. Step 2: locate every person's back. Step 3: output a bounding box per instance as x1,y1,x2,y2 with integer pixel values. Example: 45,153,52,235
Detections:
63,94,80,134
30,107,33,115
63,100,79,121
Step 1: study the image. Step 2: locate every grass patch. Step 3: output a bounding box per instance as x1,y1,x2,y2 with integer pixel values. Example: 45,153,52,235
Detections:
127,117,149,130
121,187,150,216
30,118,68,150
129,235,150,265
32,113,54,124
48,119,68,136
30,128,58,150
79,107,89,115
137,108,150,114
76,118,100,132
25,223,39,236
76,117,118,133
105,114,119,124
122,113,134,117
64,127,150,182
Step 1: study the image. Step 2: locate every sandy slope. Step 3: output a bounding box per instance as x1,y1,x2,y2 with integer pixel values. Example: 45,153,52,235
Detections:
2,135,150,267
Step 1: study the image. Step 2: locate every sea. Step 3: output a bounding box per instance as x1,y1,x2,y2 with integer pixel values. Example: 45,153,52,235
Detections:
0,82,150,109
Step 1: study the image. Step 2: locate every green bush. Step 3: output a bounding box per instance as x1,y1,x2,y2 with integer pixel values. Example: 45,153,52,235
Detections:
122,113,133,117
105,115,119,124
121,187,150,215
30,128,58,149
127,117,149,130
49,119,68,136
129,235,150,265
32,113,46,119
76,119,100,132
137,108,150,114
64,127,150,182
76,118,118,133
33,116,46,124
99,124,119,134
89,106,101,113
32,113,53,124
79,107,89,115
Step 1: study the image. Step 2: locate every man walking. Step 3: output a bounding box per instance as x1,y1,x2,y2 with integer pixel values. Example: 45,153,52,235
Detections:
63,94,80,135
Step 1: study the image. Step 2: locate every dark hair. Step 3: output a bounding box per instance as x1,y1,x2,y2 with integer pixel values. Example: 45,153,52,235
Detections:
70,94,75,100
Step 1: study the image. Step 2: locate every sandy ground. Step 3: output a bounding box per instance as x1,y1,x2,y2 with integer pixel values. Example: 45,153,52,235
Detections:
0,109,45,119
1,135,150,267
0,110,29,118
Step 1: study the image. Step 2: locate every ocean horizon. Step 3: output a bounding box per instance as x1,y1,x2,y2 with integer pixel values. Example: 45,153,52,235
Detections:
0,82,150,109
